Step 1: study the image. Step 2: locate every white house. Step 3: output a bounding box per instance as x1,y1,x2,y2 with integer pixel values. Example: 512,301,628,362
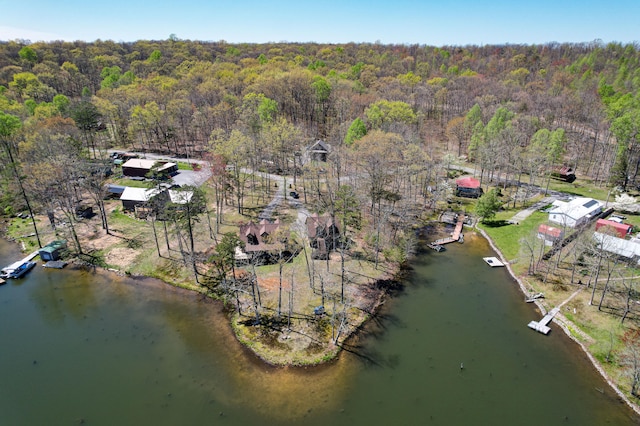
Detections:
548,197,603,228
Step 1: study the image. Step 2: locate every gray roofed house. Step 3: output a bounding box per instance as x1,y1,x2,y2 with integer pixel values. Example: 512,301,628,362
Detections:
302,140,331,164
121,159,178,178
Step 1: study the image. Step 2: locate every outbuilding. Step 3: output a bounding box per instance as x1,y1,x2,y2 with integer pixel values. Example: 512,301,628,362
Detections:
38,240,67,261
537,224,564,246
593,232,640,264
121,159,178,178
595,218,632,238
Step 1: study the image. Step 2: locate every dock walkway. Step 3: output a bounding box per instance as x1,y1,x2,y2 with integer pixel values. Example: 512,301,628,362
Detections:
1,250,39,275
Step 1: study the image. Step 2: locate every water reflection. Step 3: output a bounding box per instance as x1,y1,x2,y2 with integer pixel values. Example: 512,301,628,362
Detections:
0,236,638,425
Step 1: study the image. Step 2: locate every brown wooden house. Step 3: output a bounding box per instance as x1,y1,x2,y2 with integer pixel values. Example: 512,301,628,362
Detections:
306,213,340,258
302,140,330,164
238,219,283,254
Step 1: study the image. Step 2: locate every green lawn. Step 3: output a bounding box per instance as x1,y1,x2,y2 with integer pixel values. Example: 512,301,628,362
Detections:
477,210,548,262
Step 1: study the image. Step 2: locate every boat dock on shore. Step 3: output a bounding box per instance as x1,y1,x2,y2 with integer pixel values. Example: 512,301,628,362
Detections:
528,287,583,335
483,257,505,267
430,213,466,247
1,251,39,279
528,307,559,334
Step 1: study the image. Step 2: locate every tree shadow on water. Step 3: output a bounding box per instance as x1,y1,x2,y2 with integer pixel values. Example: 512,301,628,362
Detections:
337,311,406,369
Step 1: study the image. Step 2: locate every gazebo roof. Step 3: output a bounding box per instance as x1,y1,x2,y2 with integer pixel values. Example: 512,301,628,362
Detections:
455,177,481,189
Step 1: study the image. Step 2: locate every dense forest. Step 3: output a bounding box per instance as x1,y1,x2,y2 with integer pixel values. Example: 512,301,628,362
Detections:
0,39,639,190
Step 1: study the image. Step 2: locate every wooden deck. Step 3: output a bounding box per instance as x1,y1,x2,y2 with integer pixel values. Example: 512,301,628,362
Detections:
431,214,465,246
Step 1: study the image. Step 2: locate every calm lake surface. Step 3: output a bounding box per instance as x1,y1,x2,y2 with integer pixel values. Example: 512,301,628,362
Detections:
1,233,638,426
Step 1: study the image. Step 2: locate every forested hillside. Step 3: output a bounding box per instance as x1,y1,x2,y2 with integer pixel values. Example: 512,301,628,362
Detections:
0,38,640,233
1,39,639,194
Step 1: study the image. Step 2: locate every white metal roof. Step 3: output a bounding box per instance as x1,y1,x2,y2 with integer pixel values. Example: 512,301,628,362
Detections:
168,189,193,204
593,232,640,259
548,197,602,220
120,187,160,202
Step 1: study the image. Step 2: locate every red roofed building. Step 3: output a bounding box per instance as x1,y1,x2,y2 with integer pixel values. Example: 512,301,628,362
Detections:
455,177,483,198
595,219,632,238
537,224,564,245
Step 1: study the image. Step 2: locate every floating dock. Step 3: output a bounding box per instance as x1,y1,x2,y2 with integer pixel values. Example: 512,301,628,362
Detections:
527,307,559,334
43,261,67,269
483,257,504,267
525,293,544,303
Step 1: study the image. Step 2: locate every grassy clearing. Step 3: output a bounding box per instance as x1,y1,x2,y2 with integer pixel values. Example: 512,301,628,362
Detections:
477,210,548,262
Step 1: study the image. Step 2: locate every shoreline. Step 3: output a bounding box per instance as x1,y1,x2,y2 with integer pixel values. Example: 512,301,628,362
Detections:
5,221,640,412
476,226,640,417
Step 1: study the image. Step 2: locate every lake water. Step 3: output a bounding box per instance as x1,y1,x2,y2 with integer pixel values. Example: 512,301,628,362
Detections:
0,233,638,426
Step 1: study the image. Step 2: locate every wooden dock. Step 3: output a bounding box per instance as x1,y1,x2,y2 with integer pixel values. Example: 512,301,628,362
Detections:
431,214,465,246
43,261,67,269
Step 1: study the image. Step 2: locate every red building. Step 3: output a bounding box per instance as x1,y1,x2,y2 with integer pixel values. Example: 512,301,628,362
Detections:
595,219,632,238
537,224,564,245
455,177,483,198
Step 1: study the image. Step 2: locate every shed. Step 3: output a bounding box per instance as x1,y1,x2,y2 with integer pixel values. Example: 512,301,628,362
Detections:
105,184,126,199
593,232,640,264
537,224,564,246
552,165,576,183
595,218,632,238
38,240,67,261
455,177,483,198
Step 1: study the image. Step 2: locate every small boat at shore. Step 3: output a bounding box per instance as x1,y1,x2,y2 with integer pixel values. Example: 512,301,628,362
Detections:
1,261,36,279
